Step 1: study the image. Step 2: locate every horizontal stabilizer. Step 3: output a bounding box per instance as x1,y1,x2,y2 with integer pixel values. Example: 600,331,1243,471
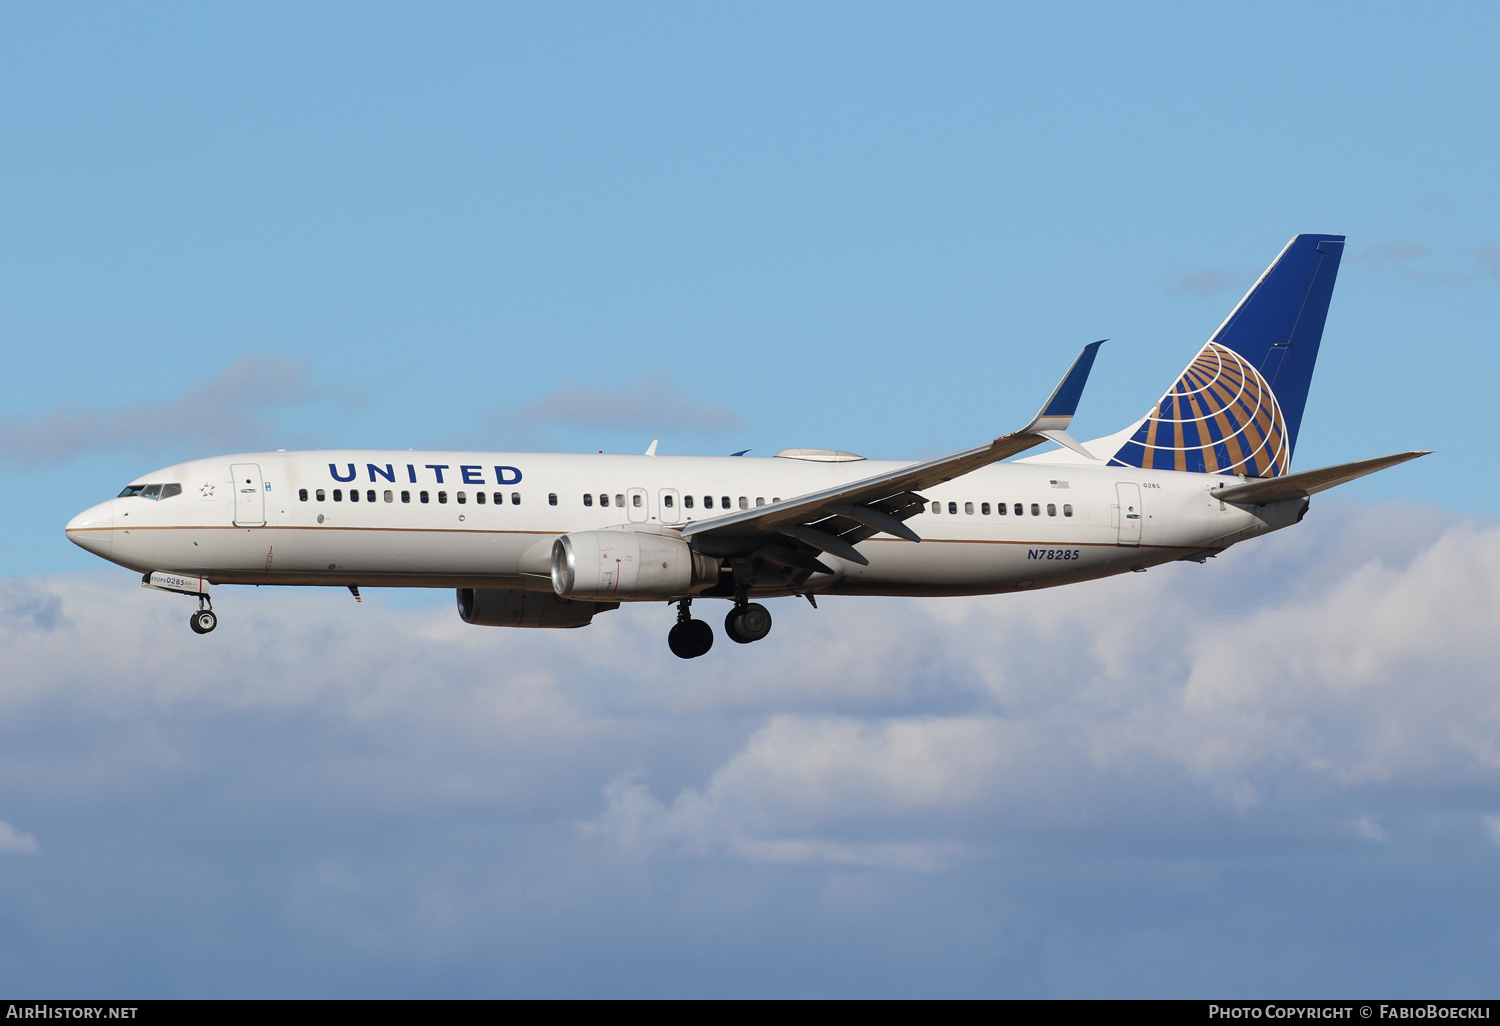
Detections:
1210,451,1430,504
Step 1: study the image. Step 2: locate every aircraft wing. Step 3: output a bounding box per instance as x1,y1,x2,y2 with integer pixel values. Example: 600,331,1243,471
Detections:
682,342,1104,571
1209,450,1431,505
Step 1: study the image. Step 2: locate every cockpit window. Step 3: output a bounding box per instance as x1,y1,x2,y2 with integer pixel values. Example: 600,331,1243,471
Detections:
116,482,183,500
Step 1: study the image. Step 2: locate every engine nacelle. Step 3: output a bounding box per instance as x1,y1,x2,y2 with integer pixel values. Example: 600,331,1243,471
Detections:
551,530,719,601
456,588,617,629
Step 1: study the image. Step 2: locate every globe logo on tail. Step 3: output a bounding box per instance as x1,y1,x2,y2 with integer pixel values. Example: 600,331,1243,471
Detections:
1110,342,1289,477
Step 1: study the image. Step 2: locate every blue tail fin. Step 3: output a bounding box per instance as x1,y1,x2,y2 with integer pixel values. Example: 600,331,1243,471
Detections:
1109,234,1345,477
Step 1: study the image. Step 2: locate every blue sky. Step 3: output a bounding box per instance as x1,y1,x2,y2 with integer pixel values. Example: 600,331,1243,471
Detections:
1,2,1498,997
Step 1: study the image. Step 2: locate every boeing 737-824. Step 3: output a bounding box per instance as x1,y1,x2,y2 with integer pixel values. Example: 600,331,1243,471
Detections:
65,234,1426,658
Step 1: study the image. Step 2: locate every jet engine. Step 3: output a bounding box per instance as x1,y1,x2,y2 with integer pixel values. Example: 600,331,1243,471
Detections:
456,588,617,628
551,530,719,602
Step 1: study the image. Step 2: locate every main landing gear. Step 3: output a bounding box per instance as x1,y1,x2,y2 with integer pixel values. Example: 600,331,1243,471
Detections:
189,595,217,635
666,596,775,658
667,599,713,659
724,602,772,644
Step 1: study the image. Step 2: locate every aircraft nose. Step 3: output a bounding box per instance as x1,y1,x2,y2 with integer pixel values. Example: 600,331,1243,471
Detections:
66,501,114,558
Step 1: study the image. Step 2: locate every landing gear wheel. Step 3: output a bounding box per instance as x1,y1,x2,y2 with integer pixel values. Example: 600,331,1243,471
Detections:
668,618,714,659
190,609,218,635
724,602,772,644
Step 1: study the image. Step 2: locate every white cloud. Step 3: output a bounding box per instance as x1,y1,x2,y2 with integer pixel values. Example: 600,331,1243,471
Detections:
518,371,742,434
0,355,314,468
451,371,745,452
4,501,1500,992
0,819,39,854
11,502,1500,846
1345,241,1500,287
1350,241,1432,267
560,504,1500,867
1162,270,1255,296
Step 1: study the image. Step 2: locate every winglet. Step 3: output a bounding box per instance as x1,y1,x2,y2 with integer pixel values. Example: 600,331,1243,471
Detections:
644,440,659,456
1021,340,1105,458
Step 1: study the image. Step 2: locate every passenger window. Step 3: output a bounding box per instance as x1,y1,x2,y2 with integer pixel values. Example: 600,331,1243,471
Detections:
494,492,503,505
457,491,467,504
299,489,308,502
366,490,376,503
583,494,593,507
384,490,394,503
948,502,957,515
965,502,974,515
615,494,624,508
981,502,990,515
738,497,748,509
350,489,359,502
475,491,484,504
756,497,765,507
161,483,182,499
420,491,429,503
550,494,559,506
996,502,1005,515
722,496,731,509
600,494,609,507
512,492,521,505
684,495,694,509
1047,503,1057,516
632,494,642,507
333,489,343,502
1063,504,1073,517
931,502,940,514
401,491,410,503
1030,503,1040,516
664,494,674,508
704,496,714,509
774,497,781,503
1014,503,1023,516
438,491,447,504
316,489,326,502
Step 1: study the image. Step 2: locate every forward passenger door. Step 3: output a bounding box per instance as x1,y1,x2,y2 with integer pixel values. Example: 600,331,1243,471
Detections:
230,463,266,527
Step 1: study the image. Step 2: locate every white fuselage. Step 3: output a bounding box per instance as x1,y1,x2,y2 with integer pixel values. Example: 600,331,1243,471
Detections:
65,449,1304,599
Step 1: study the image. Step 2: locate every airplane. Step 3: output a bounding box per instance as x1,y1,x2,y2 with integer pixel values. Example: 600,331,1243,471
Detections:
65,234,1427,659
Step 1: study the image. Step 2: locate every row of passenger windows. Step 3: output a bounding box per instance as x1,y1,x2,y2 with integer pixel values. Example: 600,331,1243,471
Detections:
122,479,1081,521
932,500,1076,517
297,489,785,510
583,494,777,509
295,487,1081,519
299,488,524,505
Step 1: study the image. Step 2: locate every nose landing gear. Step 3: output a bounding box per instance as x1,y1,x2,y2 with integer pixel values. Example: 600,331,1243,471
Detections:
189,595,217,634
667,598,713,659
